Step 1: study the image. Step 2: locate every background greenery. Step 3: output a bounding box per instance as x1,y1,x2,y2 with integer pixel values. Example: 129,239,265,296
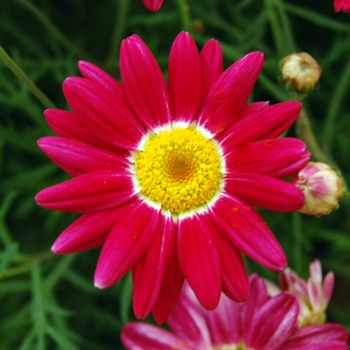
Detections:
0,0,350,349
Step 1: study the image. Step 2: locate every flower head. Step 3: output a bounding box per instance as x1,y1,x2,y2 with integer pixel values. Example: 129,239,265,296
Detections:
280,260,335,327
142,0,164,11
334,0,350,13
121,275,349,350
292,161,344,216
280,52,322,94
36,32,309,322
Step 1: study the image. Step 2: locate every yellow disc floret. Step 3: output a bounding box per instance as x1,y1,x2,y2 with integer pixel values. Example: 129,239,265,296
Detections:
134,127,222,214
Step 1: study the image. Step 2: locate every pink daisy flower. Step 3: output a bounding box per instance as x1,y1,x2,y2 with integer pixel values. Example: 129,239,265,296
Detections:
334,0,350,13
36,32,309,323
142,0,164,11
122,275,349,349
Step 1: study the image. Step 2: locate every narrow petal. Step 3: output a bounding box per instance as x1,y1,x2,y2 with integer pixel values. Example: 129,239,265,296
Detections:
224,173,305,212
120,34,171,129
78,61,126,102
168,32,202,124
209,194,287,270
132,216,175,319
52,208,125,254
152,248,184,324
94,200,162,288
38,137,130,177
142,0,164,11
211,230,249,302
177,213,221,310
167,291,212,349
245,294,298,350
282,324,349,350
322,272,335,302
35,171,135,213
200,39,223,98
224,138,310,178
219,101,302,149
63,77,145,150
232,101,270,124
207,294,242,346
197,52,264,136
121,323,190,350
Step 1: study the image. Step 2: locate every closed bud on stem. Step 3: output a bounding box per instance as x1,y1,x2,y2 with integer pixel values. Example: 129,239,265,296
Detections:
280,52,322,94
292,162,344,216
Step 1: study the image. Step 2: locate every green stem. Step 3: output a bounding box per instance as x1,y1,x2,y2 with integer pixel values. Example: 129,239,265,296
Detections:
175,0,191,33
265,0,284,58
106,0,131,67
14,0,92,61
0,46,56,109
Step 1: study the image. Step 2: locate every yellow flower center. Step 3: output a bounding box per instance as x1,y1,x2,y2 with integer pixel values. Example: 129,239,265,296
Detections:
134,127,223,214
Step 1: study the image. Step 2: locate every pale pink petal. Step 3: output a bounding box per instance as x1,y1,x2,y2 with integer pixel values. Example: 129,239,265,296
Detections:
167,291,212,348
94,200,162,289
310,260,323,284
35,171,135,213
51,208,125,254
142,0,164,11
152,249,184,324
78,61,126,102
282,323,349,350
209,194,287,270
177,214,221,310
120,34,171,129
38,137,130,177
224,138,309,178
322,272,335,302
132,217,175,319
200,39,223,98
219,101,302,148
224,173,304,212
121,323,191,350
168,32,202,124
245,293,299,350
207,294,242,346
198,51,264,136
63,77,145,150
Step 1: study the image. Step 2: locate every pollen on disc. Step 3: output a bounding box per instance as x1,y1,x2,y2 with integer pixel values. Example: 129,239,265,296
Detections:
134,127,222,214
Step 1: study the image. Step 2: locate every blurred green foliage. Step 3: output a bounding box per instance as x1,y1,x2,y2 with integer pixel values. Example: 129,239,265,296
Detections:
0,0,350,348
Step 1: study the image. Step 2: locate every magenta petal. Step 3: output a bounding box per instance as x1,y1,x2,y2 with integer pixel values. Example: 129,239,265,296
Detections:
197,51,264,136
245,293,298,350
207,294,242,346
141,0,164,11
282,324,349,350
35,171,135,213
63,77,145,150
232,101,270,124
94,200,161,288
132,217,175,319
225,173,305,212
120,34,171,129
220,101,302,149
38,137,130,177
168,32,202,124
167,290,212,349
177,214,221,310
210,195,287,270
52,208,125,254
211,230,249,302
121,323,188,350
225,138,309,178
200,39,223,99
78,61,126,102
152,248,184,324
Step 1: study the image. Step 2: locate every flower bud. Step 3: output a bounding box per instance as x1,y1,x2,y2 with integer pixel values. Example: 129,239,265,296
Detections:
280,52,322,93
292,162,344,216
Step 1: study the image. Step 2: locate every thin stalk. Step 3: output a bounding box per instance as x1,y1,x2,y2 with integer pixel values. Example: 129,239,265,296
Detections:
174,0,191,33
0,46,56,109
106,0,131,66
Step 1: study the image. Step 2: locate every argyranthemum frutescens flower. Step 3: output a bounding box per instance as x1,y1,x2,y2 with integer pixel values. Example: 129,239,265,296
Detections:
334,0,350,13
122,275,349,349
36,32,310,323
142,0,164,11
